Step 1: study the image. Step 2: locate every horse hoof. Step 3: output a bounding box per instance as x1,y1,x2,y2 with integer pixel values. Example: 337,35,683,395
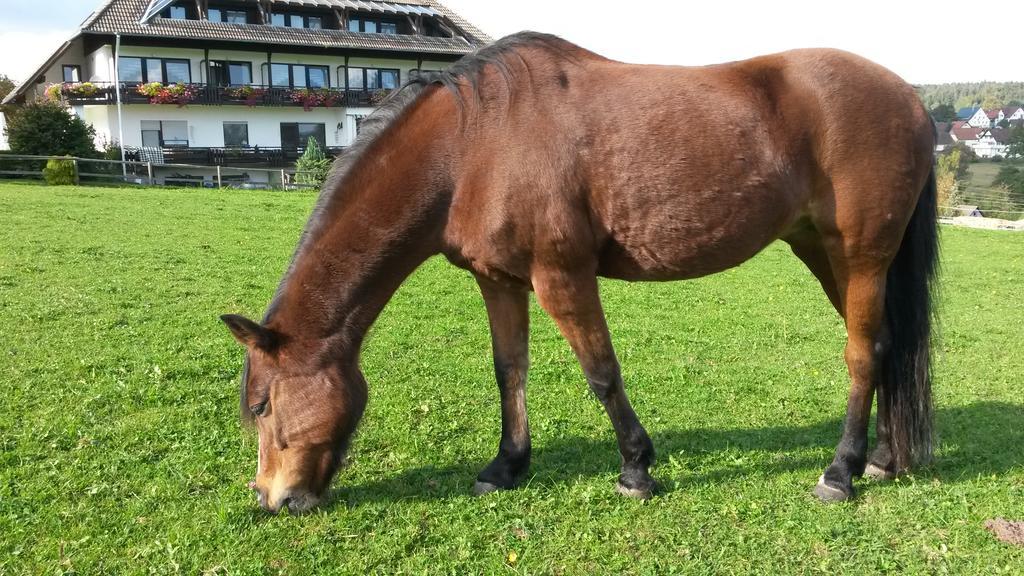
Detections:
615,481,654,500
813,475,852,503
864,463,895,481
473,481,501,496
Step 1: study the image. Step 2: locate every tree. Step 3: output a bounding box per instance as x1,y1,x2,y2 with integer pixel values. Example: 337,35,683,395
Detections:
930,103,956,123
294,136,332,188
936,147,965,216
939,143,974,180
0,74,15,115
4,100,97,157
1007,125,1024,159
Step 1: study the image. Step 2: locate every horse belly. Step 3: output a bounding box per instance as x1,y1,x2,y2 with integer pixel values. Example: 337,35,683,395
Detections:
596,184,798,281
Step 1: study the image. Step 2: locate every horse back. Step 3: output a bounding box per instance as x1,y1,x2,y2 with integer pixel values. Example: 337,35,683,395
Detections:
443,43,933,285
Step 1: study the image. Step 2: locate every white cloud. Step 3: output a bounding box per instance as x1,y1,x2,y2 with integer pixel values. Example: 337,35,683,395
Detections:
0,29,75,83
442,0,1018,85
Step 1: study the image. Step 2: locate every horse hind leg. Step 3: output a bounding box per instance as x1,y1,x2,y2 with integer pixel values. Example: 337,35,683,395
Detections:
785,228,896,499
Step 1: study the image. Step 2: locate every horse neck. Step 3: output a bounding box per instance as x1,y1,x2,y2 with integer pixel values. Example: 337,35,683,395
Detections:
267,105,452,357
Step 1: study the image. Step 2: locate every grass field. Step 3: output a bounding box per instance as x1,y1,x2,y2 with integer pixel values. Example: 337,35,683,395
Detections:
1,182,1023,574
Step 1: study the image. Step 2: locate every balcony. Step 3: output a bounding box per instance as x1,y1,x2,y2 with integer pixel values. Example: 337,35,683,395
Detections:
55,82,390,108
125,146,346,167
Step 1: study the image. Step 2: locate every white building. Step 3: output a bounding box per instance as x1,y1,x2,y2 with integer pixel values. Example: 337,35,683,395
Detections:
964,107,993,128
2,0,490,183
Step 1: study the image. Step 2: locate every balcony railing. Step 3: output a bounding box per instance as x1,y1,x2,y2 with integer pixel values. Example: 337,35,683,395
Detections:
125,146,346,167
56,83,389,108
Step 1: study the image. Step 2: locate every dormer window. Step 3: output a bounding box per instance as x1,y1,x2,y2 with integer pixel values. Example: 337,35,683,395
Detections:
168,5,186,19
272,13,323,29
208,8,247,24
348,17,400,34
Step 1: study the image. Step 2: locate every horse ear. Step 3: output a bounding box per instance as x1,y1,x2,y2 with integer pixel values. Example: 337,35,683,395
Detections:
220,314,278,351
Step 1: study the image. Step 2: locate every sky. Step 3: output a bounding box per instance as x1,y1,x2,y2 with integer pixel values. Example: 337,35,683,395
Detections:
0,0,1017,86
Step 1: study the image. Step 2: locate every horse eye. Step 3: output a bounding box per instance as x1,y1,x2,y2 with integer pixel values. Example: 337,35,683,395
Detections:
250,400,268,417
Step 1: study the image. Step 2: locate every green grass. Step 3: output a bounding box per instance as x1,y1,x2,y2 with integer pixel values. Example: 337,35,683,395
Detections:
1,181,1023,574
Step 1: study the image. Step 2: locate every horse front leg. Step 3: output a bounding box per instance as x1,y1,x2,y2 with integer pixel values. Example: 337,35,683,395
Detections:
473,277,532,495
532,268,656,499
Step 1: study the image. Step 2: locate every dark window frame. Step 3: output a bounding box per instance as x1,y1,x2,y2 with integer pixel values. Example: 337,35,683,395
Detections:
343,66,400,91
162,3,190,19
348,15,401,34
207,7,248,23
270,63,330,88
280,122,327,150
210,60,252,86
141,120,189,148
223,121,250,148
62,65,82,83
119,57,192,84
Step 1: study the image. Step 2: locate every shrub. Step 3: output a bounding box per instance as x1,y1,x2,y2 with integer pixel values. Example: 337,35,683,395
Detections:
5,100,97,157
295,137,333,188
43,157,76,185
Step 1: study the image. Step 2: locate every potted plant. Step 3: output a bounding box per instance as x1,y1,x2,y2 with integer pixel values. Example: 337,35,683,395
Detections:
288,88,339,111
137,82,199,106
225,85,266,107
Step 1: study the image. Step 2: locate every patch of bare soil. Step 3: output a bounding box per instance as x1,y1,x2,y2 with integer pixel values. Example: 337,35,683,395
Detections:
984,519,1024,546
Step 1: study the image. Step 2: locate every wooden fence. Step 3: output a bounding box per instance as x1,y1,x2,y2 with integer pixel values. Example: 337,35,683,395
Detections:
0,154,320,190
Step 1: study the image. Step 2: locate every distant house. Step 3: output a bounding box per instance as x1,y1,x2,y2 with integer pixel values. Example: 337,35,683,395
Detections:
954,205,984,217
950,121,983,143
969,128,1011,158
986,109,1005,125
1001,106,1024,123
934,122,954,152
966,107,993,128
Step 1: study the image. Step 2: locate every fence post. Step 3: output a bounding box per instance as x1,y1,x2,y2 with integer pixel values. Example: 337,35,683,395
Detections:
72,158,80,185
147,162,153,185
280,169,287,190
216,165,222,189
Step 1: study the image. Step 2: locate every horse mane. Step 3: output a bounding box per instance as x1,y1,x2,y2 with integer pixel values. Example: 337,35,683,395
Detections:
261,32,584,328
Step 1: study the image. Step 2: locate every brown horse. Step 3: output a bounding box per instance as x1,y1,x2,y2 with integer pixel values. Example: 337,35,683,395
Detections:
222,32,938,514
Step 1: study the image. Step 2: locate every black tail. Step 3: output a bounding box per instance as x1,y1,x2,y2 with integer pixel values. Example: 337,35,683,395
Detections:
882,168,939,470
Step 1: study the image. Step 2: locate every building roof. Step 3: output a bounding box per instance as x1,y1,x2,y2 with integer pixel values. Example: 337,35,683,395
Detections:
951,124,982,141
2,0,492,104
956,107,980,120
988,127,1012,145
1002,106,1024,116
986,109,1001,119
82,0,491,54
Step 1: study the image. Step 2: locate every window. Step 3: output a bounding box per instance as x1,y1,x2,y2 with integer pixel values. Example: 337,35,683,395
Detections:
270,63,329,88
207,8,247,23
164,60,191,84
348,17,400,34
345,67,400,90
223,122,249,147
141,120,188,148
163,4,188,19
288,14,303,27
118,57,191,84
281,123,326,150
210,61,252,86
62,65,81,83
271,13,285,26
307,16,322,29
